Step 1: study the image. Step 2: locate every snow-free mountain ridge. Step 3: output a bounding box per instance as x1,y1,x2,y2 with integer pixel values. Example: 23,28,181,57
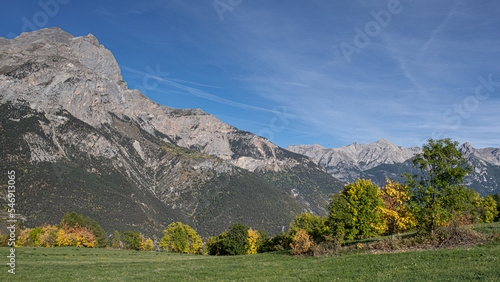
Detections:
287,140,500,196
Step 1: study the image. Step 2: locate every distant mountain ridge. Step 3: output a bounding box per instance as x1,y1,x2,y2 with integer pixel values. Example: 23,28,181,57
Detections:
287,140,500,196
0,28,343,238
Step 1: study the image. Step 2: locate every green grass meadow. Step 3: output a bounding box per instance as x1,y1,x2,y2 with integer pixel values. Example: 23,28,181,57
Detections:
0,242,499,281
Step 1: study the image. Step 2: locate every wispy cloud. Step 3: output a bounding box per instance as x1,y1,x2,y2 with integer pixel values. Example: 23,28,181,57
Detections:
60,0,500,148
120,65,292,117
417,5,457,59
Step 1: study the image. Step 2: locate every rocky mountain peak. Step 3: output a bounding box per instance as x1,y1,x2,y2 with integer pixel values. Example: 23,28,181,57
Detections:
0,28,344,237
373,138,393,147
459,142,475,157
287,139,421,182
0,28,317,172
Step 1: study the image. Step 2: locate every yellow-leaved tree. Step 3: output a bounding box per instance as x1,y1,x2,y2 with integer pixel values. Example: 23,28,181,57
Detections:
142,238,154,251
378,178,416,239
159,222,202,254
246,228,258,254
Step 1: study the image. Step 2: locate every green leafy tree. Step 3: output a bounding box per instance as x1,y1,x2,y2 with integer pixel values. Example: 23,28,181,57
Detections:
403,138,472,234
112,230,123,249
206,231,228,256
206,223,250,256
224,223,250,255
328,179,385,240
60,212,86,228
122,231,142,251
289,213,330,243
268,232,293,251
256,230,271,253
29,227,44,247
159,222,202,254
85,218,108,248
491,193,500,222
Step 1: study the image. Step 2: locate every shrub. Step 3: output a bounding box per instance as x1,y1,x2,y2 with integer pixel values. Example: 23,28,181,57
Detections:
289,213,330,243
290,229,313,256
268,232,292,251
39,224,58,247
206,231,228,256
142,238,154,251
207,224,264,256
112,230,123,249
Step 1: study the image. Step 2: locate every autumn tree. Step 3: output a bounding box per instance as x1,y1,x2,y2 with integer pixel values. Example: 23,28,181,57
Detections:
60,212,107,247
290,229,312,255
378,178,416,239
159,222,202,254
404,138,472,234
142,237,154,251
55,223,96,248
478,195,499,223
39,224,58,247
328,179,385,240
246,228,259,254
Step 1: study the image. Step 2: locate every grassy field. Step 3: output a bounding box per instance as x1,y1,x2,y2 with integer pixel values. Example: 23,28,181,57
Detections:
0,241,498,281
0,222,498,281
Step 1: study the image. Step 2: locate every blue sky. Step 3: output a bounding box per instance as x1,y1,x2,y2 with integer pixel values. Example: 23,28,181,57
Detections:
2,0,500,149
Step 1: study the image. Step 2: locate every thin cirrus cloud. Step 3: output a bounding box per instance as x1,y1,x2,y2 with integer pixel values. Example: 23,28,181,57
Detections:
3,0,496,149
120,65,292,117
103,1,500,148
214,1,500,148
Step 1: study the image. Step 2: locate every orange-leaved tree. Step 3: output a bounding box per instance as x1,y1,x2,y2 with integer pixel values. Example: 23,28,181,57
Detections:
290,229,312,255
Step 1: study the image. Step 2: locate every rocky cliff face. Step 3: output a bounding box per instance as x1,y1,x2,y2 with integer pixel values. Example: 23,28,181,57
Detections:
288,140,500,196
0,27,309,171
0,28,343,238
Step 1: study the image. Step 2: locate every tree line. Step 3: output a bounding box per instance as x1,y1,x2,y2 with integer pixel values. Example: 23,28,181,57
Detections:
2,138,499,255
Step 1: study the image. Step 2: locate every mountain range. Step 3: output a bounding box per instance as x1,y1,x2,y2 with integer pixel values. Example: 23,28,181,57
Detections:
1,28,498,240
0,28,343,239
287,139,500,196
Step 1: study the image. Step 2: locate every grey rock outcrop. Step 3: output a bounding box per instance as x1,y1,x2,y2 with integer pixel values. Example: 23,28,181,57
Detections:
288,139,421,182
